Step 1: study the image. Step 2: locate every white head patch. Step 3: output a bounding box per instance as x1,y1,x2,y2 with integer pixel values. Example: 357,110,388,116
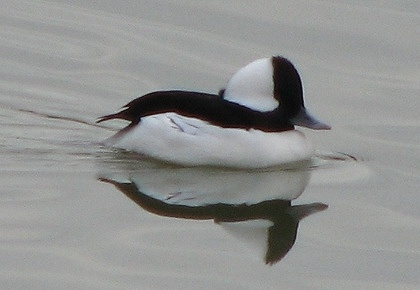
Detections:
223,58,278,112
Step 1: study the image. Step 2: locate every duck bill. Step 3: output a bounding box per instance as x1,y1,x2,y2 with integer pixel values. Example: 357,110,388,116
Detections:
290,107,331,130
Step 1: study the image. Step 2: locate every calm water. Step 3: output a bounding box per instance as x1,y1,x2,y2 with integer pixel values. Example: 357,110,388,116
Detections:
1,1,419,289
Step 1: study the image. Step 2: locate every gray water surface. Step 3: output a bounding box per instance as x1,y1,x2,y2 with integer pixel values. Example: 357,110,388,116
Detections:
1,1,419,289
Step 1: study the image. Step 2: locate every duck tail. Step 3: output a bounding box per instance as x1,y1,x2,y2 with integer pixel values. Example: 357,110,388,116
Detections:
96,113,122,123
96,101,140,124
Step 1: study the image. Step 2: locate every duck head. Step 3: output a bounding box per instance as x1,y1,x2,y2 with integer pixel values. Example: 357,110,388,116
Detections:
222,56,331,130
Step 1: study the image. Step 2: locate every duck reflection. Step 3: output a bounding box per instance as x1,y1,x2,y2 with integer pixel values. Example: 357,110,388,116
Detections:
98,157,327,265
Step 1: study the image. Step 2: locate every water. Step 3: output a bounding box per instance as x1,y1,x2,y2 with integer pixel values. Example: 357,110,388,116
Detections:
1,1,419,289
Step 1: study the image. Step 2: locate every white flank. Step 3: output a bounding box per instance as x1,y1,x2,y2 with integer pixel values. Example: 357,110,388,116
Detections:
105,113,314,168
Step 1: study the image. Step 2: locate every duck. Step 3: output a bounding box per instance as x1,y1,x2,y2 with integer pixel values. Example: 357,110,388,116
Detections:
97,56,330,168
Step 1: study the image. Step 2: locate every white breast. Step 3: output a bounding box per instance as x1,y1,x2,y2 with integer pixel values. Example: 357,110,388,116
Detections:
104,113,314,169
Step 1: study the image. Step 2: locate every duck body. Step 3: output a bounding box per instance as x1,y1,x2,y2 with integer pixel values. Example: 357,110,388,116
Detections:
98,56,330,168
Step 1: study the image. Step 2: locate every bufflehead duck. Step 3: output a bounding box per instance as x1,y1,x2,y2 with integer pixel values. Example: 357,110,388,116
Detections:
97,56,330,168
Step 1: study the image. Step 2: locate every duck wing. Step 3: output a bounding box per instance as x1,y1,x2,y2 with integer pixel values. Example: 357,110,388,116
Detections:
97,90,292,132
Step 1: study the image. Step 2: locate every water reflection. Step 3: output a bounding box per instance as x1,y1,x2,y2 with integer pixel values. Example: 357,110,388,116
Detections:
97,155,327,264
